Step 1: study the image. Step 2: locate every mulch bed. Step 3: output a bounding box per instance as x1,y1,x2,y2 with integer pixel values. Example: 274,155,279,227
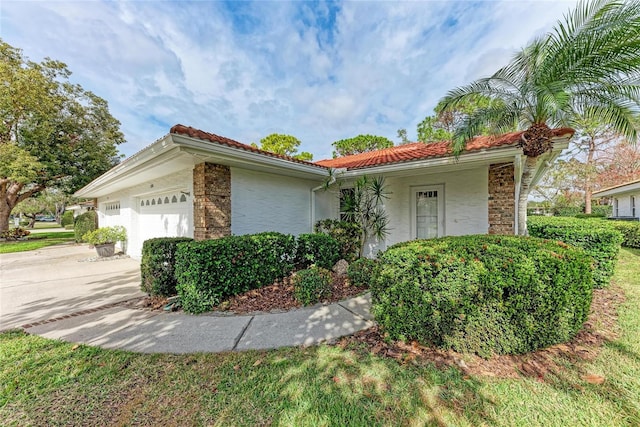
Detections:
213,273,368,314
335,286,625,380
137,272,368,315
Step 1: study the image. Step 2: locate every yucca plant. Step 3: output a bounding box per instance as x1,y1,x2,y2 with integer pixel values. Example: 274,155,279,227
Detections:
440,0,640,235
340,175,390,258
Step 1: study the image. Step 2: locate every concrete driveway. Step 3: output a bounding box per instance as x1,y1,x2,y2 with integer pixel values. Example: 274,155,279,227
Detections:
0,244,144,331
1,243,374,353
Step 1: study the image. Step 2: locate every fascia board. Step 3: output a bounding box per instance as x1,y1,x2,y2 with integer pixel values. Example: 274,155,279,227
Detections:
172,134,329,179
594,181,640,197
74,135,179,197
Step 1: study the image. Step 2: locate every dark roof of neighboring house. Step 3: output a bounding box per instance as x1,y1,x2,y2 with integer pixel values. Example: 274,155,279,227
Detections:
316,128,575,170
170,124,325,169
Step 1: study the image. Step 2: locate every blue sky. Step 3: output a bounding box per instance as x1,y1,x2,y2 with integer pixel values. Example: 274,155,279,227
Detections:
1,0,577,160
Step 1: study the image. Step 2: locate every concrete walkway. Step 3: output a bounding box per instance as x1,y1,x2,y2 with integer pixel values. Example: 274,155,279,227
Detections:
1,244,373,354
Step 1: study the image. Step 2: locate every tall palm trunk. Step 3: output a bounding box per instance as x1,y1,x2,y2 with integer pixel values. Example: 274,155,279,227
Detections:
517,124,554,235
517,156,540,235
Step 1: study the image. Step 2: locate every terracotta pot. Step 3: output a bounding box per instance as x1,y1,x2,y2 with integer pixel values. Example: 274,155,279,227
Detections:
95,243,116,257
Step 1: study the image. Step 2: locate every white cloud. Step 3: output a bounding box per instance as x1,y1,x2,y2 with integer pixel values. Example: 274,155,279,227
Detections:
1,0,579,160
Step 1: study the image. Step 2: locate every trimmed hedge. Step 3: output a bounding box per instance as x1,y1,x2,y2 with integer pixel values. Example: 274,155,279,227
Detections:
371,235,593,357
295,233,341,269
293,266,332,306
74,211,97,242
141,237,194,296
315,219,362,262
175,232,296,314
347,257,378,288
528,216,623,288
553,205,612,217
609,220,640,249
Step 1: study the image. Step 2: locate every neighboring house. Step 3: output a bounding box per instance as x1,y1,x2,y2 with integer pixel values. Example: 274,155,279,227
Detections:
66,200,95,218
593,178,640,220
74,124,574,258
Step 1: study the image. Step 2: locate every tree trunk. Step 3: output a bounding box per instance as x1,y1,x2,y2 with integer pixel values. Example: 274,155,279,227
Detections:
584,139,596,214
25,214,37,229
584,187,593,214
517,156,540,236
0,201,10,233
0,181,43,232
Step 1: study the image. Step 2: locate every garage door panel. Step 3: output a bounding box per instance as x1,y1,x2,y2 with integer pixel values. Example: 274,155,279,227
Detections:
138,191,191,244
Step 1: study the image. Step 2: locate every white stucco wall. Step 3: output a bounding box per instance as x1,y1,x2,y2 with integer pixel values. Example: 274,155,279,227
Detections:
96,169,193,258
325,167,489,256
230,168,319,236
613,192,639,218
313,187,339,226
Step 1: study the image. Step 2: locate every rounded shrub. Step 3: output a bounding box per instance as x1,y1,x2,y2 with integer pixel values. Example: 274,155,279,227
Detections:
295,233,341,269
528,216,623,288
371,235,593,357
74,211,97,242
61,211,74,227
141,237,194,296
315,219,362,262
293,266,332,306
609,220,640,249
347,257,378,288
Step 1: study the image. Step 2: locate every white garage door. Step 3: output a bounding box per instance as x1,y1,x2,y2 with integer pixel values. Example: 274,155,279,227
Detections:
138,191,192,245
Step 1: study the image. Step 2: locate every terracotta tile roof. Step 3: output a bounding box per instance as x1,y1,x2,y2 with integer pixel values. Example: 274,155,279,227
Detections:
170,124,325,168
316,128,575,170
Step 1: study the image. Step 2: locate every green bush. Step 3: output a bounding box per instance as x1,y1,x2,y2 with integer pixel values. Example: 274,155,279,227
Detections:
74,211,97,242
371,235,593,357
141,237,194,296
347,257,378,288
175,232,296,314
575,213,605,219
553,205,612,217
83,226,127,245
315,219,362,262
61,211,74,227
293,266,332,306
609,220,640,249
528,216,623,288
295,233,341,269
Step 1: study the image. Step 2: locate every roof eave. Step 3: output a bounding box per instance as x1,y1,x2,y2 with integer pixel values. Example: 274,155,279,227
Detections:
593,181,640,197
172,134,329,179
74,134,175,198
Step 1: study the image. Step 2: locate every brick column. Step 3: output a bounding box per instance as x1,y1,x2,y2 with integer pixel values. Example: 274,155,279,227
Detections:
193,163,231,240
488,163,515,235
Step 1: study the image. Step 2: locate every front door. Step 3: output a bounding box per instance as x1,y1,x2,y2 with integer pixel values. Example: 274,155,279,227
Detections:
411,185,444,239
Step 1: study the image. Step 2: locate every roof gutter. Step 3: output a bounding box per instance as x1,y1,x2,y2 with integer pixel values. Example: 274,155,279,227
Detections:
310,168,346,231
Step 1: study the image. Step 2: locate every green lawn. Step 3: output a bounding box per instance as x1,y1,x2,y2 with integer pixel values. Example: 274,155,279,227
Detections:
1,248,639,426
0,231,75,254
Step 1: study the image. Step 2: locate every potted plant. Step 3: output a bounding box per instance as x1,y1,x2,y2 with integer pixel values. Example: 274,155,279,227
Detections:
83,226,127,257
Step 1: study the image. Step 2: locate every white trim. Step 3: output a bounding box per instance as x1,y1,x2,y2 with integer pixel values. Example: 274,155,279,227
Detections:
594,180,640,197
410,184,445,239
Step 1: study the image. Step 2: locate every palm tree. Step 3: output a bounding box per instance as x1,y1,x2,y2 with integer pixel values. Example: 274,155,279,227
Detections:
440,0,640,235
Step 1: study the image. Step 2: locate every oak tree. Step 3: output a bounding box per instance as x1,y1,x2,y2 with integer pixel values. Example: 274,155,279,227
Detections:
0,40,124,231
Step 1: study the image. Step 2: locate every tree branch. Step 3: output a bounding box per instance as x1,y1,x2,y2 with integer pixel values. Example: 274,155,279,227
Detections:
16,185,45,204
